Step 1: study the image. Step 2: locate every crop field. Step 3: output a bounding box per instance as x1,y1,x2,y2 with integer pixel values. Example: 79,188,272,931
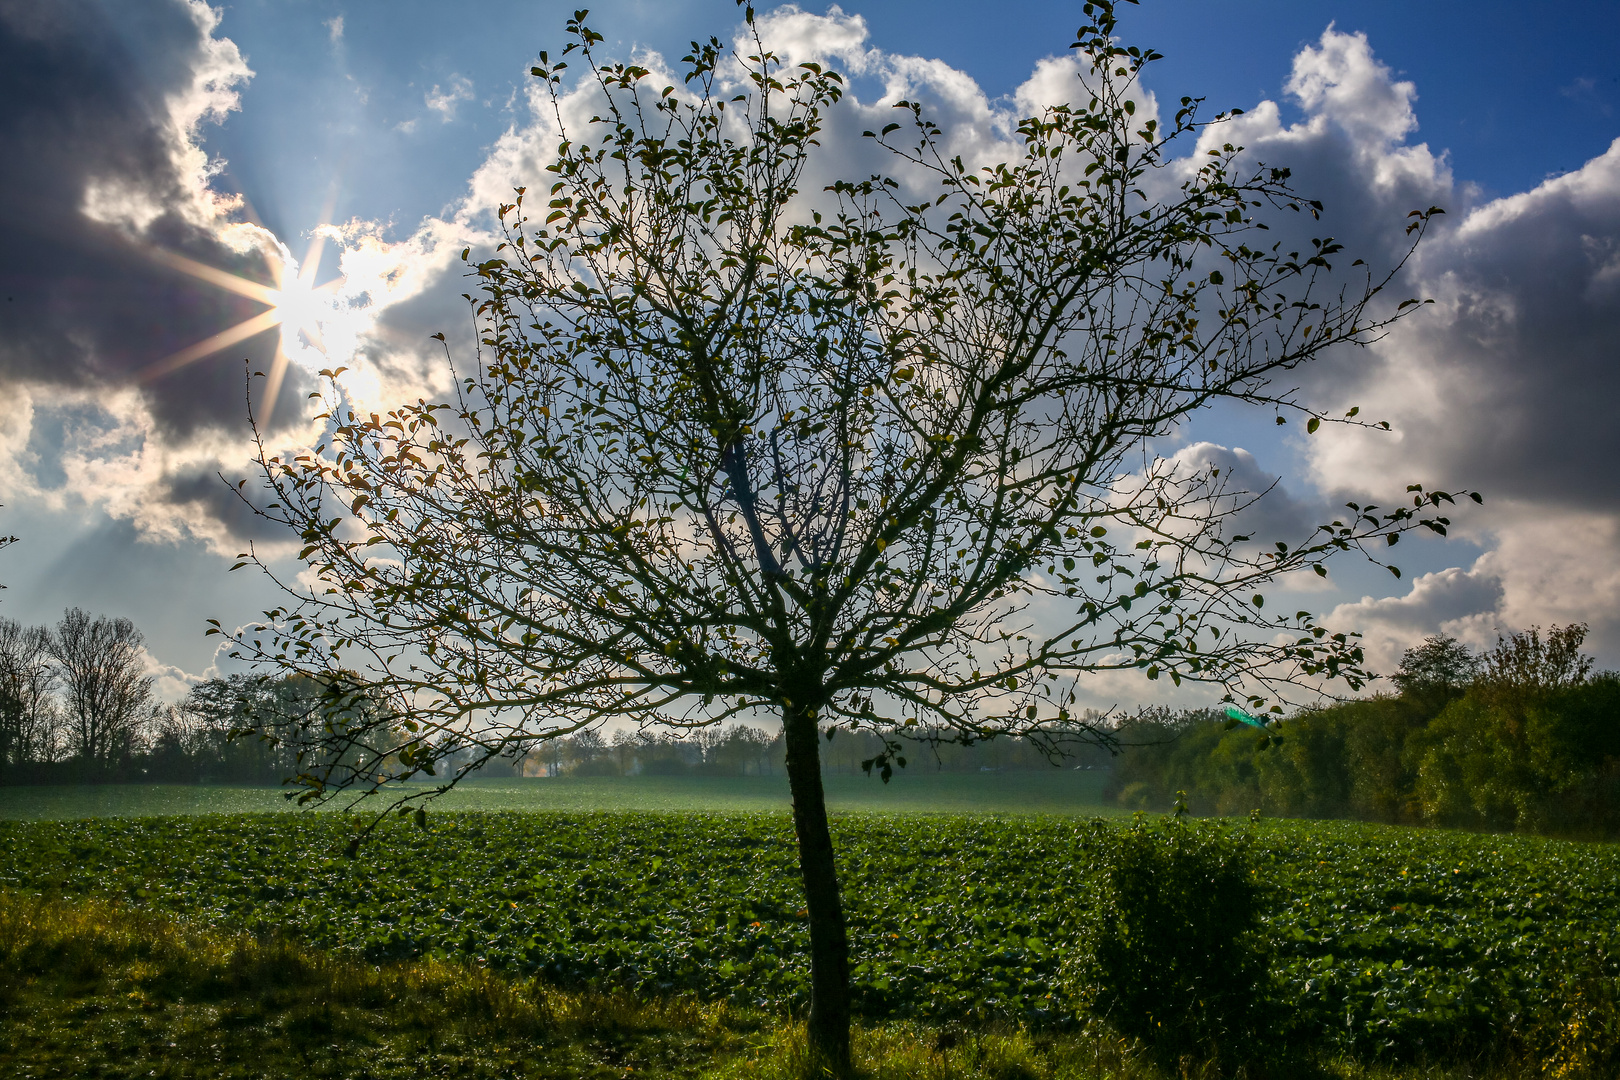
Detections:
2,809,1616,1062
0,769,1118,821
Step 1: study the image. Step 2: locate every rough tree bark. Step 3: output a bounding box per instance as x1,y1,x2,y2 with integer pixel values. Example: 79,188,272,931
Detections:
781,695,852,1065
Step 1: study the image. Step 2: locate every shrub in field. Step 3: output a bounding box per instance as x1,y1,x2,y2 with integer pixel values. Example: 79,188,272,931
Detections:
1069,803,1281,1070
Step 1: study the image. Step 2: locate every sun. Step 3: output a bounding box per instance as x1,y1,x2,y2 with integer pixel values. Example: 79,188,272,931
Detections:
138,232,345,428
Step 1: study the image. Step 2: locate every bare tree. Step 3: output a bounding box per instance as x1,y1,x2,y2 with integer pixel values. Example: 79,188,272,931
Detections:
0,618,59,777
48,608,153,771
224,4,1472,1066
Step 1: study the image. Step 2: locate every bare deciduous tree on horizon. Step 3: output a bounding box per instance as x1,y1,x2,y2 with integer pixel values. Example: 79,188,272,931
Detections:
49,608,153,770
0,618,59,779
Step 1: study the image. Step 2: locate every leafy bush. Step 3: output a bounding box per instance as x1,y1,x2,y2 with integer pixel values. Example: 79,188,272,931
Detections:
1069,804,1282,1070
1409,676,1620,835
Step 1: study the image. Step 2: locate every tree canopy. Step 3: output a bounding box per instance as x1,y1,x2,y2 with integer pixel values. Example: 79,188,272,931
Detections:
221,2,1470,1066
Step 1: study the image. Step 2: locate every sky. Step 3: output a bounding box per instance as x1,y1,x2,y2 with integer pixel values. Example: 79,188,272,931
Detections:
2,0,1618,705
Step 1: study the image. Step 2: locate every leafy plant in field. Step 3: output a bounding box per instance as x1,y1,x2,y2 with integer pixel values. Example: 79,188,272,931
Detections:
1068,802,1281,1071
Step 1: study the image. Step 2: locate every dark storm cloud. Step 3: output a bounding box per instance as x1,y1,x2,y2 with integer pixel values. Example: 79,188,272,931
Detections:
1354,149,1620,509
161,469,291,543
0,0,300,442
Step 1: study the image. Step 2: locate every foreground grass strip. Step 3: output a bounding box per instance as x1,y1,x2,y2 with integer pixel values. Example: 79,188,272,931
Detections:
0,891,746,1078
0,892,1610,1079
0,893,1162,1080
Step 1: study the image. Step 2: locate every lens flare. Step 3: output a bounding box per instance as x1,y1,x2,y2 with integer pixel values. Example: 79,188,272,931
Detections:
138,231,345,429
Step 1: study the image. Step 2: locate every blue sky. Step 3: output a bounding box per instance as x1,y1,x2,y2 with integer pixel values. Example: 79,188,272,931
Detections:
209,1,1620,247
2,0,1618,701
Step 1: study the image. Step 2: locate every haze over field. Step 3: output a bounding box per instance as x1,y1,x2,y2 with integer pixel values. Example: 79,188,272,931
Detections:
2,0,1618,706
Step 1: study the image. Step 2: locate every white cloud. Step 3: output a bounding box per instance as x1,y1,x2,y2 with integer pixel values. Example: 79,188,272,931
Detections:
81,0,255,235
1285,25,1417,148
1177,26,1620,668
145,647,204,703
1324,563,1505,675
1159,443,1327,548
425,75,474,122
325,15,344,43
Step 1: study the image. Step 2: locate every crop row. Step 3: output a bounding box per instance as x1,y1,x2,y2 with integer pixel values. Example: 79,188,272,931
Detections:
1,811,1615,1055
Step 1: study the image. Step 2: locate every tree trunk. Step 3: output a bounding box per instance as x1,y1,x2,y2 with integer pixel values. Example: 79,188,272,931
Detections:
782,702,852,1072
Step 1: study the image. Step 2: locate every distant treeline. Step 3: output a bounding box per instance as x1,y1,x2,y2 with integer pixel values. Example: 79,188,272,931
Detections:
522,723,1114,779
1110,625,1620,838
0,607,321,785
0,610,1108,785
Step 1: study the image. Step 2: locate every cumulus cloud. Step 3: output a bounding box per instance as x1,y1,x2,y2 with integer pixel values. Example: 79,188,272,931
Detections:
1324,564,1505,675
145,647,204,703
1182,25,1620,667
1285,25,1418,148
1158,443,1329,550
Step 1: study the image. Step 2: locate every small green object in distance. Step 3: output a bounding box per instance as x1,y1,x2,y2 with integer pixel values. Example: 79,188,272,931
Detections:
1225,706,1268,729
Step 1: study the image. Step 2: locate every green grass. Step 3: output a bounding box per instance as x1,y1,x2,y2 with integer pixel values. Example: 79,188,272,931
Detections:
0,768,1120,820
3,809,1617,1069
0,890,753,1079
0,890,1604,1079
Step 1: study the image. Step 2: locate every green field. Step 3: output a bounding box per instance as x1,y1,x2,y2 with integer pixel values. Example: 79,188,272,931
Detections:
0,768,1120,820
2,806,1616,1065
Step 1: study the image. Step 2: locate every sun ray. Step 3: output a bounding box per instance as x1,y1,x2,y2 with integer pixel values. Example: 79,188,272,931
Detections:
135,228,348,434
147,248,280,306
259,347,292,432
137,308,282,382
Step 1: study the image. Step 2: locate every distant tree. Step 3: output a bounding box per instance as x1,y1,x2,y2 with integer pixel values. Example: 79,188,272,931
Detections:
1480,624,1595,691
534,731,567,776
634,729,696,776
1392,635,1480,696
560,728,618,775
168,674,323,784
1406,623,1602,832
697,724,778,775
610,728,641,776
0,618,59,780
48,608,153,773
224,3,1468,1064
